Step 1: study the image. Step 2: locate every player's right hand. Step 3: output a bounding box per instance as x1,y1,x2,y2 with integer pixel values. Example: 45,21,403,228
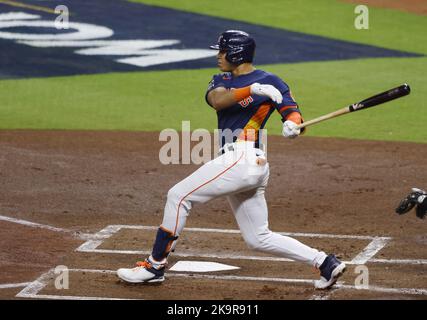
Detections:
250,83,283,104
282,120,301,139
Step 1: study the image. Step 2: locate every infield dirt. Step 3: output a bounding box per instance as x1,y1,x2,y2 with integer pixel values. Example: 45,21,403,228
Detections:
0,130,426,299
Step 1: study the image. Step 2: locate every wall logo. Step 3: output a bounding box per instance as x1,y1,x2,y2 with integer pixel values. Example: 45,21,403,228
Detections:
0,11,216,68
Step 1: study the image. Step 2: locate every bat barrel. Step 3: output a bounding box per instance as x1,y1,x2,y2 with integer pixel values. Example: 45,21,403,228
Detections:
296,83,411,130
352,83,411,111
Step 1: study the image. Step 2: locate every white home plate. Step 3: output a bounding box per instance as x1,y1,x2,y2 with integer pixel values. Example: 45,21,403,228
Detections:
169,261,240,272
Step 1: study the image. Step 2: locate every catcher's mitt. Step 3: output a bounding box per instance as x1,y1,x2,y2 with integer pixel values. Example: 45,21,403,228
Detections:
395,188,427,219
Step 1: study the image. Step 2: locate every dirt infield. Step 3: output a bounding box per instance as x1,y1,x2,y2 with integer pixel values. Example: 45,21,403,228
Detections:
0,130,426,300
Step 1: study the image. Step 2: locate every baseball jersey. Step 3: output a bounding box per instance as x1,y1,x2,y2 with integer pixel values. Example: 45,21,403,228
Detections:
205,69,301,148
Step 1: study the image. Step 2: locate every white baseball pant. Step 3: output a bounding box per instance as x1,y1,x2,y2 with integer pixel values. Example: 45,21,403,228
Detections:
160,141,327,268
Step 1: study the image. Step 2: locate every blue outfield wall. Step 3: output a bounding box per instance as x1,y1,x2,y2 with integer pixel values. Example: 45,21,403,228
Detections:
0,0,422,78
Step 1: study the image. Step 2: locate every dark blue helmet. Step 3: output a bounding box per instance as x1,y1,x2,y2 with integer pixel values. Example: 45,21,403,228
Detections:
210,30,256,65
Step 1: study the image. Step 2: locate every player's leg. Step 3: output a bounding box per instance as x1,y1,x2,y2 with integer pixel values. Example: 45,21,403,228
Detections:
227,187,327,266
117,150,264,283
158,150,266,254
227,185,346,289
161,151,265,230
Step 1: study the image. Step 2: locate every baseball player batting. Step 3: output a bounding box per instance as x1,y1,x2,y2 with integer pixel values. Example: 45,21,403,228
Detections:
117,30,346,290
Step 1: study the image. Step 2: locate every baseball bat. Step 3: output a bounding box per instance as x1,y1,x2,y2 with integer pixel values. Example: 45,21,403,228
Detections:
296,83,411,130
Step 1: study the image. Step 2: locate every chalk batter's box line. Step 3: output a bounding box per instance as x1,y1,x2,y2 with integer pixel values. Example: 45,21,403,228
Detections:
76,225,397,265
15,268,427,300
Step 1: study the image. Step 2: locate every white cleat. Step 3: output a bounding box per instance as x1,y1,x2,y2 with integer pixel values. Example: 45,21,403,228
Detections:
117,259,165,284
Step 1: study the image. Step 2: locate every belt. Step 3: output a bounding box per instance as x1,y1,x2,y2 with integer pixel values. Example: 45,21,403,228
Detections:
218,143,235,155
218,141,261,155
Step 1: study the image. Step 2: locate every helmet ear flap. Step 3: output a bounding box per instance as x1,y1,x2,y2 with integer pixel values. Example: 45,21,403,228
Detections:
226,44,255,65
225,47,245,64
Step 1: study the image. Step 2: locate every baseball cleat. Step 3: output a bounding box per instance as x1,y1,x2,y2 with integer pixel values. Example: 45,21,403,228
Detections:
117,258,165,284
314,254,346,290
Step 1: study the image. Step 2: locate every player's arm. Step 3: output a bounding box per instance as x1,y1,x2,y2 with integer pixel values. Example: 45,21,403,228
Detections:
207,87,242,111
207,86,258,111
207,83,283,111
278,105,303,124
271,79,305,139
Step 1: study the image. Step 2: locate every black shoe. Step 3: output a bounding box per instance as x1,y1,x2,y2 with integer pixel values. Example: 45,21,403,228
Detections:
315,254,346,289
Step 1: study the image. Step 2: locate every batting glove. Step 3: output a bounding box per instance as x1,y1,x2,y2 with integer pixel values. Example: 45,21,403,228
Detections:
250,83,283,104
282,120,301,139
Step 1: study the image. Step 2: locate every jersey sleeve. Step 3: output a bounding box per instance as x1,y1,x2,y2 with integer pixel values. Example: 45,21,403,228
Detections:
205,73,229,107
267,75,302,122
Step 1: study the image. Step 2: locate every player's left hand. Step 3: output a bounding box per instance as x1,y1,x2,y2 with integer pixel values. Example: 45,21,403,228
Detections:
250,83,283,104
282,120,301,139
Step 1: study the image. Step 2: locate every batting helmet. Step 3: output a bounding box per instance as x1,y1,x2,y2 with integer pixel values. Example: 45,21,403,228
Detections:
210,30,256,65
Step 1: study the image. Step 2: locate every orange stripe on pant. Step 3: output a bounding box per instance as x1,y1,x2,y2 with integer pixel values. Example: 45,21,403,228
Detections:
172,152,245,236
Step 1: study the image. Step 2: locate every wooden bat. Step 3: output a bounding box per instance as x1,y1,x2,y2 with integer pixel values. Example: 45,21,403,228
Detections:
296,84,411,130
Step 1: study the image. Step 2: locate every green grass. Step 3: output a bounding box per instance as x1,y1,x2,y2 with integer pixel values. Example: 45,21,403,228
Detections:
131,0,427,54
0,0,426,143
0,70,217,131
265,57,427,142
1,56,425,142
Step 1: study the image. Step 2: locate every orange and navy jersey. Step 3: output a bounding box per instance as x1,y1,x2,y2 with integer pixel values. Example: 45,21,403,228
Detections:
205,69,301,147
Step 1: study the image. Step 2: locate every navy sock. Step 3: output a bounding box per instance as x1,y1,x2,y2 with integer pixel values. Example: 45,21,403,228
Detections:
151,227,178,261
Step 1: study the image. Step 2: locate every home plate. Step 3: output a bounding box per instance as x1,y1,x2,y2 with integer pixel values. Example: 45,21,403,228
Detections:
169,261,240,272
